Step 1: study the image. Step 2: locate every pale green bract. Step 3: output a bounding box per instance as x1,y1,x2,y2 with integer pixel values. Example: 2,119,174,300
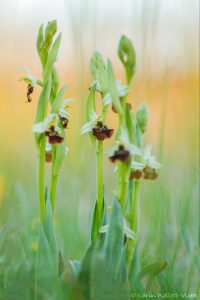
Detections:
103,80,130,105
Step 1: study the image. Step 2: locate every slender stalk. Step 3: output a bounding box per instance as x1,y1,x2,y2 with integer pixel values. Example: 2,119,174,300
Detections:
130,180,140,233
97,140,103,226
50,175,58,211
118,162,130,210
38,135,46,221
127,179,140,268
50,146,58,211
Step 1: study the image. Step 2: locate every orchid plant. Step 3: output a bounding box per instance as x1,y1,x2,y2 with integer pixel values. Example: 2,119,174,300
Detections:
20,20,72,221
82,35,161,267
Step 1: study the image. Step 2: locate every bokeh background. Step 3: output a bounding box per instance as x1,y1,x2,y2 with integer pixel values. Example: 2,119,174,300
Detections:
0,0,199,291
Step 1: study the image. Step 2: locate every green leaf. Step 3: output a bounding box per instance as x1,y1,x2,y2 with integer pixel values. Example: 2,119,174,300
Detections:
107,60,122,115
44,33,62,79
85,84,98,148
90,52,107,94
91,200,99,242
35,76,52,146
37,24,45,65
52,139,66,176
104,198,124,275
91,193,107,242
35,194,58,298
51,85,67,113
118,35,136,84
115,246,128,285
137,262,167,290
50,67,60,105
86,83,96,122
129,243,142,292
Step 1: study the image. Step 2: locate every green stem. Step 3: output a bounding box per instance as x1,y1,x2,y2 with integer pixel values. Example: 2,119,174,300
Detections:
126,179,140,269
50,145,58,211
97,141,103,226
50,174,58,211
130,180,140,233
118,162,130,210
38,135,46,221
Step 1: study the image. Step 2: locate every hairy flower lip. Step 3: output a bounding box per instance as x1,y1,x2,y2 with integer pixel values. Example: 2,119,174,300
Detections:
129,170,143,180
45,125,64,145
109,144,130,163
27,84,34,102
143,166,158,180
92,121,114,141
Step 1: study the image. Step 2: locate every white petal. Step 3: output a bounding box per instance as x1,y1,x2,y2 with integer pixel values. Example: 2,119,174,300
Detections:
131,160,145,170
128,144,142,156
81,120,96,134
59,107,69,119
107,144,119,157
148,157,161,169
103,93,112,105
143,144,152,160
32,121,46,133
118,85,130,97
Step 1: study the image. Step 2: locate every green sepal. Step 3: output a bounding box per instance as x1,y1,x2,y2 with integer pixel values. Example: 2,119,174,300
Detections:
35,76,52,146
107,60,123,115
86,84,98,148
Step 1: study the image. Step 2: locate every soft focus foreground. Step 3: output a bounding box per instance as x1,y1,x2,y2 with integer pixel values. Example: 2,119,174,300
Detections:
0,0,199,298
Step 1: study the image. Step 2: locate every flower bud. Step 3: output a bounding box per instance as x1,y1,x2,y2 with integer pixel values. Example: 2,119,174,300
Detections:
44,20,57,51
136,104,148,134
118,35,136,84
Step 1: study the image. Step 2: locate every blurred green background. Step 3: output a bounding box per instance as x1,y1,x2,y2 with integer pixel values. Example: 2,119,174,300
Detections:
0,0,199,294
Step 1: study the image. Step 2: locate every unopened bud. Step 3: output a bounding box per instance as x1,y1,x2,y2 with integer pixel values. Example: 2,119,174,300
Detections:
118,35,136,84
136,104,148,134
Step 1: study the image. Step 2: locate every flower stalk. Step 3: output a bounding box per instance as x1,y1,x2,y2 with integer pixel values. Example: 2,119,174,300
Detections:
21,20,72,221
